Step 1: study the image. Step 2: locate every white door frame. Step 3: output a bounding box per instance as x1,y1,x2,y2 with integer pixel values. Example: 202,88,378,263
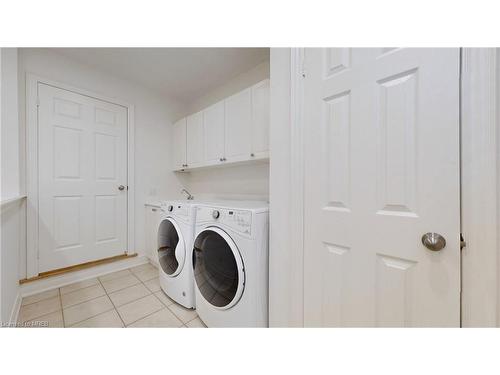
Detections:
269,48,306,326
269,48,500,327
25,74,135,278
461,48,500,327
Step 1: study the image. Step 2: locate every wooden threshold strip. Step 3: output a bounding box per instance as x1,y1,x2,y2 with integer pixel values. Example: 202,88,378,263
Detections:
19,253,138,284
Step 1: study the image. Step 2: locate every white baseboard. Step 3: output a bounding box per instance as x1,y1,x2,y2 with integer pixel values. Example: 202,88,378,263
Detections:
9,292,22,326
20,255,150,298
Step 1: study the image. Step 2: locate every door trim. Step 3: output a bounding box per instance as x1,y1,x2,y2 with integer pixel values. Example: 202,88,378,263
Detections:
269,48,305,326
25,73,136,278
461,48,499,327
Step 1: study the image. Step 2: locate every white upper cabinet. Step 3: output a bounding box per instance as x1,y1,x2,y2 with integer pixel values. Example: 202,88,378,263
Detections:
172,117,187,170
203,100,225,165
172,79,270,171
224,88,252,162
186,111,204,167
251,79,270,158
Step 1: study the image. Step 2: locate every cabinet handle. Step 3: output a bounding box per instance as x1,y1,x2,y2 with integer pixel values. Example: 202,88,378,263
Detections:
250,153,255,157
151,208,157,212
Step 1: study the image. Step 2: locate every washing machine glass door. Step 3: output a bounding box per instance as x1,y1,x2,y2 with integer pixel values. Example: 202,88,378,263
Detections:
157,218,185,277
192,227,244,309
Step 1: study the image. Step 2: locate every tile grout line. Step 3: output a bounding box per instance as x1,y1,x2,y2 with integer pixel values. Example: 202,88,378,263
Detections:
142,263,201,326
60,283,107,310
21,263,156,308
21,278,99,310
101,272,142,294
185,315,201,325
164,299,198,325
66,305,117,328
104,264,160,327
121,294,167,327
24,264,181,328
19,297,63,323
67,267,157,327
59,288,66,328
64,275,126,327
124,305,171,327
122,267,163,327
98,275,126,328
20,289,60,307
123,265,180,327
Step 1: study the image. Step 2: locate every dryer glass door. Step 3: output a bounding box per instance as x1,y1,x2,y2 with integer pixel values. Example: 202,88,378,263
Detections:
192,227,244,309
157,218,185,277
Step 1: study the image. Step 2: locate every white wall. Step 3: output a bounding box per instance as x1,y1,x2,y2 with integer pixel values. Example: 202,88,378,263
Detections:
1,48,23,323
178,60,270,201
17,48,187,261
1,48,20,199
1,200,24,323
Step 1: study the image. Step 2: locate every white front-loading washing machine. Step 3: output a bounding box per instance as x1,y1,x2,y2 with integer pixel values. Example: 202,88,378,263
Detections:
192,201,269,327
157,200,197,309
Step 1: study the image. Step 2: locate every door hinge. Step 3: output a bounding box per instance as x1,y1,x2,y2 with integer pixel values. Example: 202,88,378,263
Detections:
460,233,467,249
36,97,40,107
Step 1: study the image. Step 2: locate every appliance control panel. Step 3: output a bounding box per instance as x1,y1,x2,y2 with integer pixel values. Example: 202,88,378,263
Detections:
197,206,252,236
161,203,189,218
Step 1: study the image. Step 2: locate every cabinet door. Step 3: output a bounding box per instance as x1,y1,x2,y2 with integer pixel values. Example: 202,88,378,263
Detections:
224,88,252,162
186,111,204,167
203,101,225,165
172,118,187,170
251,79,270,158
145,206,161,266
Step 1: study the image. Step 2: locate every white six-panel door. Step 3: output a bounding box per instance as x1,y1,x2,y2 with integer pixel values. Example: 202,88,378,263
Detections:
303,48,460,327
38,83,128,272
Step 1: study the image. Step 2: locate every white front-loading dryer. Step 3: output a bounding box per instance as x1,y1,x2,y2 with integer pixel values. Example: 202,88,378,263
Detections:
157,200,197,309
192,201,269,327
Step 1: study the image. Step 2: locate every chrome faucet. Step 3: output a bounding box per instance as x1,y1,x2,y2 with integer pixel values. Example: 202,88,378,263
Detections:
181,188,194,200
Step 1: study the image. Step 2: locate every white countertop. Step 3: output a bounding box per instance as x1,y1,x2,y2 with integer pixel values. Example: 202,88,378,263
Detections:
144,200,162,207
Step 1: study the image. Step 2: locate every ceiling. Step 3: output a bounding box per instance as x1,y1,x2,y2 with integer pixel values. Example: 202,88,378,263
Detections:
53,48,270,103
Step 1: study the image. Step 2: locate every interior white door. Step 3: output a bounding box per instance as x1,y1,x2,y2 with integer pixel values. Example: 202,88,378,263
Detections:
38,83,128,272
186,111,204,167
172,117,186,170
303,48,460,327
224,88,252,162
251,79,270,158
203,100,225,165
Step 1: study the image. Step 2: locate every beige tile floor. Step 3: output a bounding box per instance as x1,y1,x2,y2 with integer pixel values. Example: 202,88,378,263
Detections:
18,263,207,328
